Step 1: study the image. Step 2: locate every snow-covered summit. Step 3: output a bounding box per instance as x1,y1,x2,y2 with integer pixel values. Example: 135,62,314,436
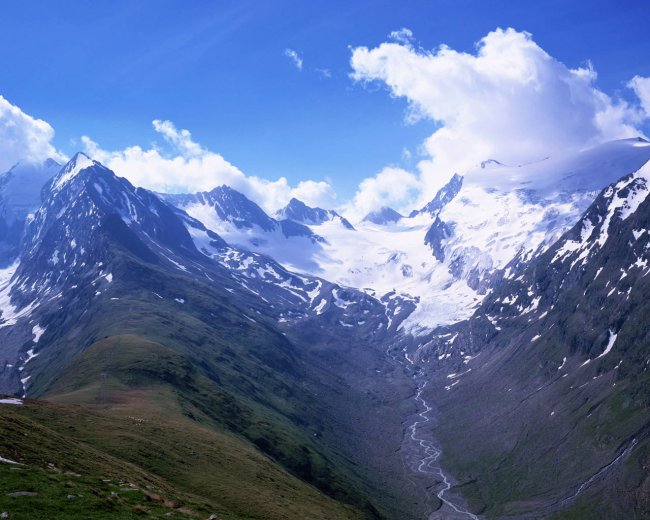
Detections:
276,198,354,230
410,173,463,218
161,187,326,272
0,158,60,223
51,152,96,191
463,138,650,194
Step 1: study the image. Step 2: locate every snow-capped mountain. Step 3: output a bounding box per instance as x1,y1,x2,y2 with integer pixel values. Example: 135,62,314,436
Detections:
275,197,355,230
363,206,403,225
161,188,331,271
169,138,650,336
409,173,463,218
0,154,397,397
2,139,649,401
409,155,650,518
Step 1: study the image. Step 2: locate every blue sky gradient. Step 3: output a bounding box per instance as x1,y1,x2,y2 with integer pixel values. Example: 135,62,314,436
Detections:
1,0,649,200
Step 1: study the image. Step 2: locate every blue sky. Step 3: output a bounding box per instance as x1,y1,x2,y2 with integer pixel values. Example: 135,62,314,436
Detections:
0,0,649,211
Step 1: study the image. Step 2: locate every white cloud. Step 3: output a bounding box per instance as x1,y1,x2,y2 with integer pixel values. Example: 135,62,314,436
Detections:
284,48,303,71
82,120,335,213
0,95,66,172
342,166,419,222
350,27,647,208
388,27,414,45
629,75,650,118
291,179,337,208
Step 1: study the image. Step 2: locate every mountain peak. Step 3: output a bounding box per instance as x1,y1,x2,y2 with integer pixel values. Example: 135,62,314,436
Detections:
52,152,96,190
410,173,463,218
362,206,403,225
276,198,355,230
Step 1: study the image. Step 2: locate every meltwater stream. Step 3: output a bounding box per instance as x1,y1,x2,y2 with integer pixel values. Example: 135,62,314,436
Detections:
406,378,479,520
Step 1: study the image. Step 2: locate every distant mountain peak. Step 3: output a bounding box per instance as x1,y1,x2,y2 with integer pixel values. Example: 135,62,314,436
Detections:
276,198,355,230
410,173,463,218
362,206,403,225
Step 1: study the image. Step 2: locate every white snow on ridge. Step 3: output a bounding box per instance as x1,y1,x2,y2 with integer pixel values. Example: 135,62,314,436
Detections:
182,202,322,273
53,153,95,190
22,348,38,366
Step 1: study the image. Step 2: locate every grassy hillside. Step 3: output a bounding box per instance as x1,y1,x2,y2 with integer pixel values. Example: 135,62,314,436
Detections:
0,394,364,520
1,202,422,519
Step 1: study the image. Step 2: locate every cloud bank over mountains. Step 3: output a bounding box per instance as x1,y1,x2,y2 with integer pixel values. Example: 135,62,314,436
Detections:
1,27,649,220
348,27,649,216
80,121,336,213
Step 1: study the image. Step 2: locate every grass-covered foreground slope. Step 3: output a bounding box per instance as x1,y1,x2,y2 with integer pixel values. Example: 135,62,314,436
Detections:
0,393,363,520
4,240,417,518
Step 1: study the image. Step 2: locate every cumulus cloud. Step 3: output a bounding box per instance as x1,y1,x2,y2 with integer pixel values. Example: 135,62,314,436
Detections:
284,48,303,70
350,27,648,207
0,95,66,172
82,120,335,213
342,166,420,222
629,75,650,118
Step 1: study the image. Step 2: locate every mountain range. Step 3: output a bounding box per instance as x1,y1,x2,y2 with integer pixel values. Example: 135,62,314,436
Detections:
1,138,650,519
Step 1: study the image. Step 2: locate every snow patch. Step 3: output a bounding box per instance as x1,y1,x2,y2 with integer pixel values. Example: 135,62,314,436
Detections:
596,330,618,359
32,324,45,343
313,299,327,314
0,398,23,405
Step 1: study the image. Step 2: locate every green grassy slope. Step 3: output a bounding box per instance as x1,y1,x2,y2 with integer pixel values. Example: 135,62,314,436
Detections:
0,395,363,520
5,229,419,518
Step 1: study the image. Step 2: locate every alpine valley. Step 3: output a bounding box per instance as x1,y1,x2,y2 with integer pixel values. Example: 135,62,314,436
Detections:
1,137,650,520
